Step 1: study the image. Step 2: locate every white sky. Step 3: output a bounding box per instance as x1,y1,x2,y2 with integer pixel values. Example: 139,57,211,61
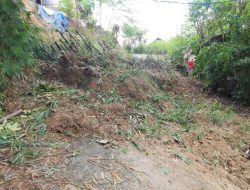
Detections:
94,0,189,42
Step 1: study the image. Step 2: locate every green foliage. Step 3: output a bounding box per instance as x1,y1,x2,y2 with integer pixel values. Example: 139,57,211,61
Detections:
188,0,249,44
96,90,122,104
195,42,250,103
234,138,247,152
11,149,42,164
137,120,162,139
0,119,43,165
0,0,39,89
122,23,145,39
156,97,195,125
240,123,250,132
59,0,76,17
133,36,189,64
150,93,168,102
0,96,58,165
122,22,146,51
166,36,189,64
194,131,205,141
59,0,96,27
133,40,168,55
205,102,235,125
187,0,250,103
79,0,95,27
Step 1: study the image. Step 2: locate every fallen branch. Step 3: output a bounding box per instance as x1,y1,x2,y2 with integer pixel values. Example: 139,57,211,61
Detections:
0,109,23,124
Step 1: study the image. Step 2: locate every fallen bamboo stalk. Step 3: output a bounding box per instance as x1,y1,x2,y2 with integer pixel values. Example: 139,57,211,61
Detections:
75,30,92,52
0,109,23,124
66,29,85,52
59,32,79,51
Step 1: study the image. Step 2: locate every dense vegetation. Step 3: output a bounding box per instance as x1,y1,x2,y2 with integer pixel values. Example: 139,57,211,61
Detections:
133,0,250,103
0,0,38,89
133,35,189,65
122,22,146,52
0,0,249,103
59,0,127,27
190,0,250,103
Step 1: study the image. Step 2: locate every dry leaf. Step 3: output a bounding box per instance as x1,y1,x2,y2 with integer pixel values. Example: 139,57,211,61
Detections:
96,139,110,145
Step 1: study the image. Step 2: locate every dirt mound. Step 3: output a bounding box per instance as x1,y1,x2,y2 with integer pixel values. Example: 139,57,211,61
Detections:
147,71,177,91
88,73,120,92
118,77,157,101
42,54,100,88
46,106,98,134
45,97,130,136
173,76,203,96
88,70,160,101
103,102,128,115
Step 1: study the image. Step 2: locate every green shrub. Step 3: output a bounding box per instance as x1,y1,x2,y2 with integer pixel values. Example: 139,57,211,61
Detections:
133,41,168,55
133,44,145,54
59,0,76,17
195,42,250,103
132,36,189,64
0,0,38,89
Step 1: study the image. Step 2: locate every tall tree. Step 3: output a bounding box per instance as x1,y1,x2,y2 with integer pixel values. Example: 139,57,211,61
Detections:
122,22,146,51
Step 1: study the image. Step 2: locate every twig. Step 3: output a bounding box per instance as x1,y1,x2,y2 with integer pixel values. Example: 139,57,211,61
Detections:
116,160,148,176
0,109,23,123
88,157,115,161
87,159,110,171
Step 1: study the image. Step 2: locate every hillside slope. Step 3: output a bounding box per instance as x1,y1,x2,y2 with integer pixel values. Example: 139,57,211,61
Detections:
0,1,249,189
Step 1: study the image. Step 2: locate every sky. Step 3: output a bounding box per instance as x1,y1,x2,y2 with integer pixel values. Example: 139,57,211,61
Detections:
94,0,189,43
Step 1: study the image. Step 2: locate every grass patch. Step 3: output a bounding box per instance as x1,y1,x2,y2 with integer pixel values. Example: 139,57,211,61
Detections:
205,102,235,125
137,120,163,139
11,149,42,164
154,95,197,125
234,138,247,152
150,93,168,102
135,101,158,114
129,103,166,139
96,90,122,104
240,121,250,132
132,95,201,139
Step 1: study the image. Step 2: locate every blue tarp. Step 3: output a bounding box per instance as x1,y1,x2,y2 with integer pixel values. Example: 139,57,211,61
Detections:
38,5,68,33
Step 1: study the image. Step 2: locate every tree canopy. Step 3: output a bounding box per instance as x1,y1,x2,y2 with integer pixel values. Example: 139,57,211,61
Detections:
189,0,250,103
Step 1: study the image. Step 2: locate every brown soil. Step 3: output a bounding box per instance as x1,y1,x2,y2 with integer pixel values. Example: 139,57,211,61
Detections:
8,2,250,189
117,77,157,101
45,102,98,134
3,99,23,114
42,54,100,88
88,70,158,101
88,73,119,92
1,68,249,189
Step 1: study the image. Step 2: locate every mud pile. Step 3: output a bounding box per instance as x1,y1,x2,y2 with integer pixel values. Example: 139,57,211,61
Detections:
42,54,100,88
